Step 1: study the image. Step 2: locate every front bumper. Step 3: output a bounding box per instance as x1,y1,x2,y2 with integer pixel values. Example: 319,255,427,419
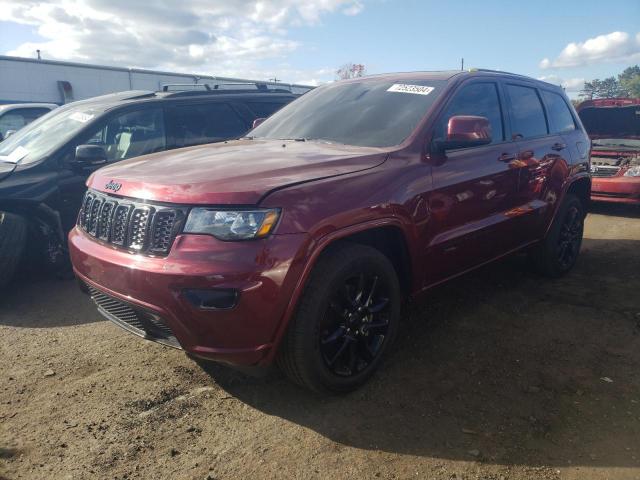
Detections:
591,176,640,205
69,227,309,366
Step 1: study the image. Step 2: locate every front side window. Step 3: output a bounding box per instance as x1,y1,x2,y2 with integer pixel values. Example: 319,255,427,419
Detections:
506,84,548,139
82,108,166,162
435,82,504,144
251,79,447,148
541,90,576,133
168,103,248,148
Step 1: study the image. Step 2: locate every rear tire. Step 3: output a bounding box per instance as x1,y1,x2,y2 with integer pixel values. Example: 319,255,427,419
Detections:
529,194,585,278
278,243,401,394
0,212,27,289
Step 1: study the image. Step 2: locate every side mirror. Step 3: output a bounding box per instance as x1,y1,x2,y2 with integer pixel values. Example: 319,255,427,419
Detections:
4,130,16,139
252,117,266,129
436,115,492,151
75,144,107,166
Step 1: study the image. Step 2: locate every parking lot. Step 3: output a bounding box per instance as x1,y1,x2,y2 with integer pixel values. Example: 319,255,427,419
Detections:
1,203,639,480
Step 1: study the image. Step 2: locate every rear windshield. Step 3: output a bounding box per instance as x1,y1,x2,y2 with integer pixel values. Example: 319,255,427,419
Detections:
250,79,446,147
0,103,108,164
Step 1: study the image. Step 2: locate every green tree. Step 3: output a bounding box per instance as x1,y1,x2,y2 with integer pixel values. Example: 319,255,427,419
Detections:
618,65,640,97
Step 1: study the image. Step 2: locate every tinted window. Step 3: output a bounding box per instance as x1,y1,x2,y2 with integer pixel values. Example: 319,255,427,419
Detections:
246,102,287,118
541,90,575,133
0,108,51,137
82,108,166,162
506,85,548,139
435,82,504,143
169,103,248,148
251,79,446,148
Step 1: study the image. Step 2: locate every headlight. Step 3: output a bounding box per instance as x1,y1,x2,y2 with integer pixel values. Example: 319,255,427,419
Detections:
623,166,640,177
184,208,280,240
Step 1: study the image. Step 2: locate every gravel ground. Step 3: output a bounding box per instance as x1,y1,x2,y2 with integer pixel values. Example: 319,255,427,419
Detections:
1,203,639,480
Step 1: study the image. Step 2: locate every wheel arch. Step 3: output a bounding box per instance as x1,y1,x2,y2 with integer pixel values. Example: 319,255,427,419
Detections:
263,218,415,365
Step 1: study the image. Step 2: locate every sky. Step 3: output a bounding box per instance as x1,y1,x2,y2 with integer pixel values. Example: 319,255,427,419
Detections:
0,0,639,96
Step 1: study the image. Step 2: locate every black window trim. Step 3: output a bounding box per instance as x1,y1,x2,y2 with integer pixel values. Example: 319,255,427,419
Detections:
431,78,511,153
504,82,551,141
539,88,578,134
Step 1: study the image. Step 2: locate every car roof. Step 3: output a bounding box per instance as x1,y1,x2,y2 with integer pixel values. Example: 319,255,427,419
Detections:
0,103,58,112
327,69,564,91
64,89,300,112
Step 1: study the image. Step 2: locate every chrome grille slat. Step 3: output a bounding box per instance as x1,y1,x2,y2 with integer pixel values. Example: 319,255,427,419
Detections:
591,166,621,177
78,190,185,256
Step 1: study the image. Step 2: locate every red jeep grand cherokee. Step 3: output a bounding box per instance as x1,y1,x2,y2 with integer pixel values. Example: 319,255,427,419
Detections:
576,98,640,204
70,70,591,393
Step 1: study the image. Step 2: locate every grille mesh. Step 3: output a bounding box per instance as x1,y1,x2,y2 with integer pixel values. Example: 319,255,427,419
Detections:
87,285,180,348
78,191,185,256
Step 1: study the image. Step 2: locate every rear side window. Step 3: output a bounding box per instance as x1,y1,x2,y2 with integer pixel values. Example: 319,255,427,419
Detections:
168,103,248,148
246,102,287,119
541,90,576,133
506,85,548,139
435,82,504,143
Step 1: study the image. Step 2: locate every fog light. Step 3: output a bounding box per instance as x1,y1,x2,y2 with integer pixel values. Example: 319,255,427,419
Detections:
183,288,238,310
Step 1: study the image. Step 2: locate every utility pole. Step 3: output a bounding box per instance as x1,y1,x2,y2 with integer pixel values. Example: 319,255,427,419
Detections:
461,58,464,71
37,49,41,60
270,77,280,83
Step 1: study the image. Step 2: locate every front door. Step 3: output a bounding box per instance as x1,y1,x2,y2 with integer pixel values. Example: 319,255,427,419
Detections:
425,80,521,286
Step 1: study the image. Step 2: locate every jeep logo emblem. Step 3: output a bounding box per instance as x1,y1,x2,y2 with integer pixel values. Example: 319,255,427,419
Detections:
105,180,122,192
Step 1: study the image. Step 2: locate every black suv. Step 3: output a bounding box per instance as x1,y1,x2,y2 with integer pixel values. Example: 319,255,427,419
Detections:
0,85,302,286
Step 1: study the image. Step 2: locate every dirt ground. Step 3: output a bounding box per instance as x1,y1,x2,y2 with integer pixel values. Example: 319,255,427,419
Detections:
1,203,639,480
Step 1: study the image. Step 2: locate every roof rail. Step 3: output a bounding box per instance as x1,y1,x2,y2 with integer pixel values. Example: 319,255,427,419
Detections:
469,68,529,78
162,84,211,92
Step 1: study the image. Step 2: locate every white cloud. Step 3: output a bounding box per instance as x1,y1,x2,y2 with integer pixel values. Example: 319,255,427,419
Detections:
0,0,364,83
538,75,585,92
540,31,640,69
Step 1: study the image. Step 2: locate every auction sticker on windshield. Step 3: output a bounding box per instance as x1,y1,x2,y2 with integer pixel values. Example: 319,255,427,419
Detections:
70,112,95,123
387,84,434,95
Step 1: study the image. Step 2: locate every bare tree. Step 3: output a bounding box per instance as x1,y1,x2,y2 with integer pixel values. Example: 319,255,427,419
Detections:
336,63,366,80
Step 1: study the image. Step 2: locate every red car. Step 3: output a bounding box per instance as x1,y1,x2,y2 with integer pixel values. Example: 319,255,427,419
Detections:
70,70,591,392
577,98,640,204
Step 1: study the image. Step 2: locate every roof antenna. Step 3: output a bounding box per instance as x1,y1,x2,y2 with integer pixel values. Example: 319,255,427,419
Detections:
37,49,41,60
461,57,464,71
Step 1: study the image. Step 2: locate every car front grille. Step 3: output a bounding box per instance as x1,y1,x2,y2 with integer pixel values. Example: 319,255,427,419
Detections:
78,190,187,256
591,165,621,177
87,284,181,348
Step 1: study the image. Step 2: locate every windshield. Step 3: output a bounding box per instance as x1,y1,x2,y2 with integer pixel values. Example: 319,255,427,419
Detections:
250,78,447,148
0,103,108,164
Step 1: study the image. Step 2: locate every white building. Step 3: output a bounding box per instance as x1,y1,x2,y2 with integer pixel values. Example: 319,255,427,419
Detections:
0,55,311,105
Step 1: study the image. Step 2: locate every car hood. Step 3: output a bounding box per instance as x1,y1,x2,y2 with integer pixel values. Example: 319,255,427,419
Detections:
88,138,389,205
579,104,640,142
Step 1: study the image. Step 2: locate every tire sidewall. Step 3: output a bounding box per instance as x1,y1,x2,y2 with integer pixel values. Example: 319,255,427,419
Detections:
294,246,401,393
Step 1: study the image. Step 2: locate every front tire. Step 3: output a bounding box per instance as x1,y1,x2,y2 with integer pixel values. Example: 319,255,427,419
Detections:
278,243,401,394
0,212,27,289
529,194,585,277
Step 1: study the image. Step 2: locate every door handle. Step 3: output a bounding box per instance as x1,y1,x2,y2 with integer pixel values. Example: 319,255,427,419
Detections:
551,142,566,151
498,153,516,162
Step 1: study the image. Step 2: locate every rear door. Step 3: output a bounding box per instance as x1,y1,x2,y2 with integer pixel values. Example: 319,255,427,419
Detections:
166,101,250,148
426,80,521,284
505,83,573,241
